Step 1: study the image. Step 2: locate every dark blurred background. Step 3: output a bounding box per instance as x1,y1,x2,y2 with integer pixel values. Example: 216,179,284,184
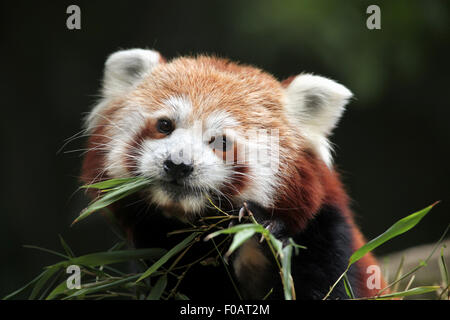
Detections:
1,0,449,296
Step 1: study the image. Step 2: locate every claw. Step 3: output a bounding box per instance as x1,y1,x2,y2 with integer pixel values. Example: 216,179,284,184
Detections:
259,234,265,243
238,206,246,222
260,223,273,243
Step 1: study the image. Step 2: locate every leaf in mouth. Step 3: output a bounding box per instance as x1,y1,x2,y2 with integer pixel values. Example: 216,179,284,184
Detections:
73,177,152,225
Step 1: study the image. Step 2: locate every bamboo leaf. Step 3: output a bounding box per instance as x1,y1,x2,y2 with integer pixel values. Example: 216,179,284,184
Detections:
81,177,146,190
3,270,47,300
175,293,190,300
268,234,284,258
71,248,166,267
23,245,69,260
392,255,405,293
281,244,294,300
59,235,75,258
288,238,307,253
205,224,264,241
349,203,437,265
137,233,199,283
262,288,274,300
147,275,168,300
439,245,448,298
73,178,151,225
50,248,166,269
63,274,141,299
226,229,257,256
343,273,355,299
108,241,126,252
45,279,76,300
29,267,60,300
372,286,440,300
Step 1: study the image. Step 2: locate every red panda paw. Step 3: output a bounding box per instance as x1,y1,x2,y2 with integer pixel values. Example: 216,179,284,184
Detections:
227,201,264,228
230,201,287,241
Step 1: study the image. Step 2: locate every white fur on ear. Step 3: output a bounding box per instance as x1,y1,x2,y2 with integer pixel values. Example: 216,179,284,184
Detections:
284,74,353,166
85,49,163,130
102,48,162,97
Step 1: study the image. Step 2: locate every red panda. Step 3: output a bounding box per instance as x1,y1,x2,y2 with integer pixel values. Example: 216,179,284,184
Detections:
81,48,385,299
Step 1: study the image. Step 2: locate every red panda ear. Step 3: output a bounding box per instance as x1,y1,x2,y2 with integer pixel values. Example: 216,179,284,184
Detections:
283,74,353,166
85,49,165,130
102,48,165,98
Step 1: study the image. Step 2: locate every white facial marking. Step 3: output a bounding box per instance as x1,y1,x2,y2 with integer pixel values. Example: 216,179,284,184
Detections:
135,96,240,214
97,94,282,217
153,95,193,125
234,129,280,208
103,106,146,178
205,110,239,132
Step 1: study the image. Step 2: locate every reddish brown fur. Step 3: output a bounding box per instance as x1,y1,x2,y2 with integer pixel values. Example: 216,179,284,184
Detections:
81,125,110,185
272,147,386,297
132,56,288,135
81,54,386,297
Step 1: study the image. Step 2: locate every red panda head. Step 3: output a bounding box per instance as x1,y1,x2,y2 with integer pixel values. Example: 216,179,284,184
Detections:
82,49,352,220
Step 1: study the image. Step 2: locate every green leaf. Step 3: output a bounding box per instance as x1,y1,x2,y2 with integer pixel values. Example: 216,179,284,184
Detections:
23,245,69,260
226,229,257,256
288,238,307,254
137,233,199,283
392,255,405,293
262,288,274,300
3,270,47,300
38,269,63,300
45,279,76,300
439,246,448,288
268,234,284,258
147,275,168,300
63,274,141,299
343,273,355,299
108,241,126,252
349,203,437,265
59,235,75,258
29,267,60,300
73,178,151,225
371,286,440,300
281,244,294,300
81,177,146,190
175,293,190,300
51,248,166,268
205,224,264,241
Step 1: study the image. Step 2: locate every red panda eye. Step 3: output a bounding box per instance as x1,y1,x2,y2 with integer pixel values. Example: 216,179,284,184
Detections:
208,136,216,145
156,118,174,134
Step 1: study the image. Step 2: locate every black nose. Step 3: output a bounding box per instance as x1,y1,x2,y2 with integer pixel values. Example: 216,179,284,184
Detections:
163,159,193,180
